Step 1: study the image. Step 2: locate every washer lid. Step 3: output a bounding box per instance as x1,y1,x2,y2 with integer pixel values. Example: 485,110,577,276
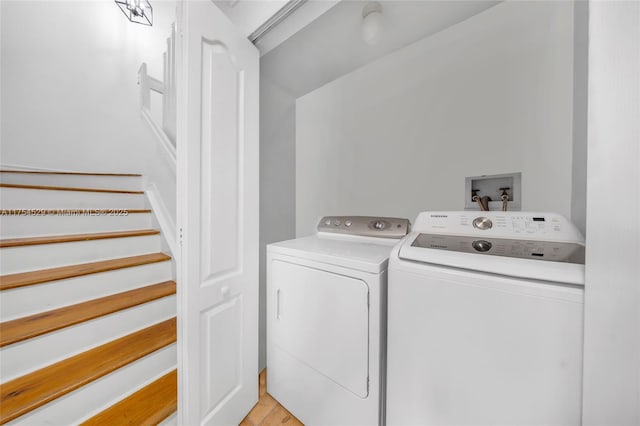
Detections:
268,235,394,273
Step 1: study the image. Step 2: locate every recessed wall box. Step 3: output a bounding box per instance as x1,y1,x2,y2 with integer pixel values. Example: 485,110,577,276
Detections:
465,172,522,211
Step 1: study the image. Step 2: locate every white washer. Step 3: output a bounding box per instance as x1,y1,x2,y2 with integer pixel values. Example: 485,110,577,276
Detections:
267,216,410,425
387,211,585,426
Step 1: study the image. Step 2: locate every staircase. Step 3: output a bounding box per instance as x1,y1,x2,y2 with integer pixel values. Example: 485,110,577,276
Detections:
0,170,177,425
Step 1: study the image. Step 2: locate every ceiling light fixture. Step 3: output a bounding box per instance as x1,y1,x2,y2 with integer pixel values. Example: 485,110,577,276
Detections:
115,0,153,26
361,1,383,45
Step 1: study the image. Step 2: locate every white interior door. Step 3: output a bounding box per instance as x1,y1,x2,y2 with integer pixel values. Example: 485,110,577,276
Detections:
176,1,259,424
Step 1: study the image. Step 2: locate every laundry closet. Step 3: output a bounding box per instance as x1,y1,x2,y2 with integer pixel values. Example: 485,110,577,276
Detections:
258,0,588,373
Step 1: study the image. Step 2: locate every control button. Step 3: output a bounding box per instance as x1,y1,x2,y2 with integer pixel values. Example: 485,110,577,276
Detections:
472,240,493,252
345,220,352,227
334,219,341,226
472,217,493,230
324,219,332,226
373,221,385,230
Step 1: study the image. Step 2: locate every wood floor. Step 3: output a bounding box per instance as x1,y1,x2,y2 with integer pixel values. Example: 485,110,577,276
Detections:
241,370,303,426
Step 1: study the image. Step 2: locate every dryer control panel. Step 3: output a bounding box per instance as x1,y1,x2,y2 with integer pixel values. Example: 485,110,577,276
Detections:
318,216,410,239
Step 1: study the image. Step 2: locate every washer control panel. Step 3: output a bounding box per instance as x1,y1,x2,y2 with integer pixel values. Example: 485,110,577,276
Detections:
318,216,410,239
411,233,585,264
412,212,584,243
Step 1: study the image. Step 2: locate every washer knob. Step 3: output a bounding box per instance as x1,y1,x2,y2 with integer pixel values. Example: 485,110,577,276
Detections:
472,217,493,230
472,240,493,252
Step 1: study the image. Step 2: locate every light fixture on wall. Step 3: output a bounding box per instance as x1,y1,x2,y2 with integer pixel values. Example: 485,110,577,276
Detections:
115,0,153,26
362,1,383,45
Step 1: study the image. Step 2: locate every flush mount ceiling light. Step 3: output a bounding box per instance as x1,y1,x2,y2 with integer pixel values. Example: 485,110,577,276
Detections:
362,1,383,45
115,0,153,26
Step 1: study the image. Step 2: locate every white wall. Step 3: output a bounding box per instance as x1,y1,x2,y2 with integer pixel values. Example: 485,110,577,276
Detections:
296,1,576,236
258,67,297,370
571,1,589,236
582,1,640,424
1,0,175,174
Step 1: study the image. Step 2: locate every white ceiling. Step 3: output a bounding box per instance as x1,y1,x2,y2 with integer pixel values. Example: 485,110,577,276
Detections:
255,1,341,55
214,0,290,37
262,0,501,97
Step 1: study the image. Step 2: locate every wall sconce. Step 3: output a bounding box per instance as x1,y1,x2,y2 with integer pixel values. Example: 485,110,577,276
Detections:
115,0,153,26
362,1,383,45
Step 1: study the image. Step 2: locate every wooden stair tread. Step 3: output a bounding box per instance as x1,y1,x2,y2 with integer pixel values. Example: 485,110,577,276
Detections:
0,229,160,248
80,370,177,426
0,183,144,194
0,170,141,177
0,318,176,424
0,208,151,215
0,281,176,347
0,253,172,291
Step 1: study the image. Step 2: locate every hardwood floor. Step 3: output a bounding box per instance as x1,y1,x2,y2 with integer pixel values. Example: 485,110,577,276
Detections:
241,369,303,426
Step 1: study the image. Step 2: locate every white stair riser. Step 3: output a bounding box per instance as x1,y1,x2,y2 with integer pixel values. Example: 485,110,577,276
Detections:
159,413,178,426
6,344,177,426
1,296,176,382
0,187,146,209
1,235,162,275
0,173,143,192
1,261,172,322
0,213,152,238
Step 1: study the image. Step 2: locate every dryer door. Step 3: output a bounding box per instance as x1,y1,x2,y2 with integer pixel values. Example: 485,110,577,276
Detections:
271,259,370,398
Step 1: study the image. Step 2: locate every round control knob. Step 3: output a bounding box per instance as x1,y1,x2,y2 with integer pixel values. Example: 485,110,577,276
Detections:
472,217,493,230
472,240,492,252
345,220,352,227
373,221,385,230
324,219,331,226
334,219,341,226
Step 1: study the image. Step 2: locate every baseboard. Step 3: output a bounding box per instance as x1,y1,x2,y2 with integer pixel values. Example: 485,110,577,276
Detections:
146,184,178,259
141,110,176,167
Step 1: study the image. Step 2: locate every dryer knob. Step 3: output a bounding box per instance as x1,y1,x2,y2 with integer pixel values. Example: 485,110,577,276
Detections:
373,221,385,230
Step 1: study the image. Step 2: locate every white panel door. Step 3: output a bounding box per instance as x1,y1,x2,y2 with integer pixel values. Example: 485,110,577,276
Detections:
176,1,259,424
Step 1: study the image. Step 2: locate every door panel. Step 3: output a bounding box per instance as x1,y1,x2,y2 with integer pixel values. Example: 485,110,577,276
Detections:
200,40,241,283
201,296,242,418
177,1,259,424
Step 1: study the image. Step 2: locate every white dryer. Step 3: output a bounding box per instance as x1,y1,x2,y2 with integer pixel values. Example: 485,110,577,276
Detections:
267,216,410,425
387,211,585,426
